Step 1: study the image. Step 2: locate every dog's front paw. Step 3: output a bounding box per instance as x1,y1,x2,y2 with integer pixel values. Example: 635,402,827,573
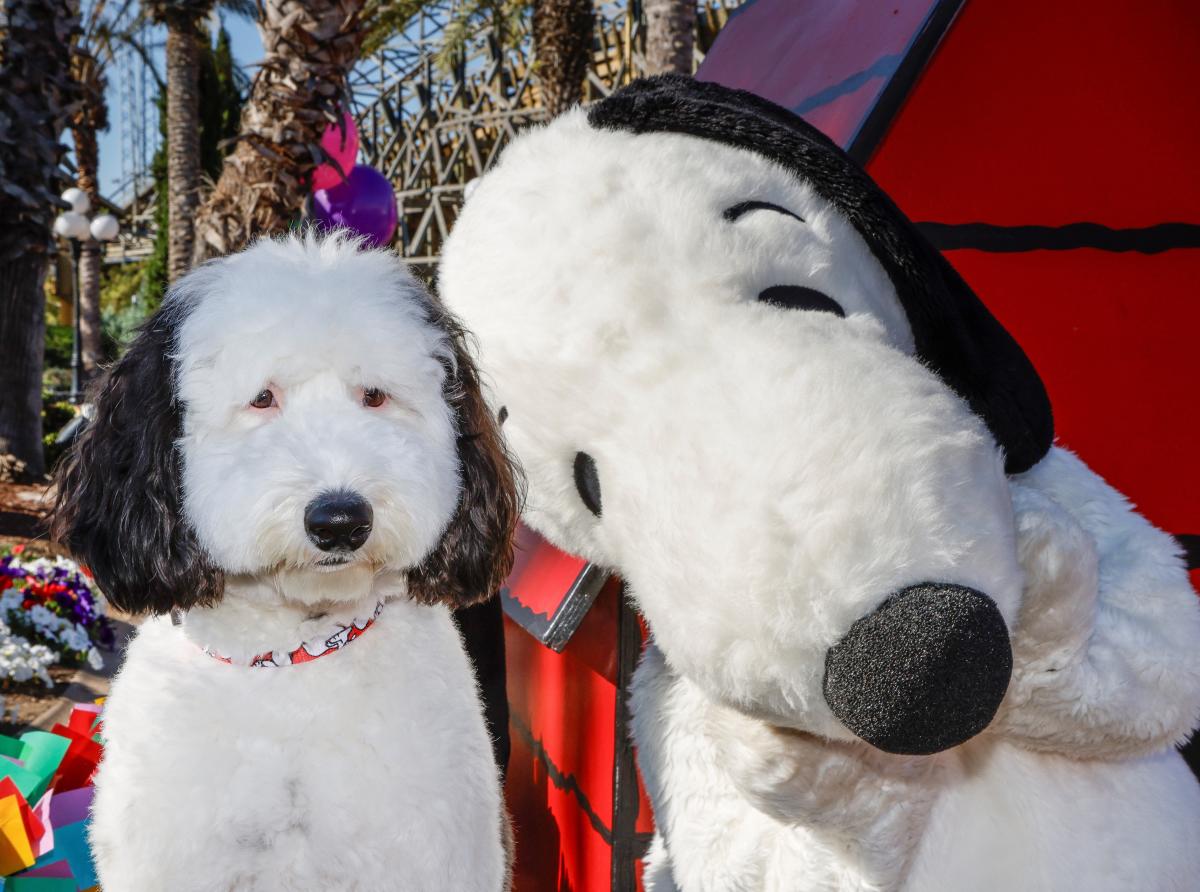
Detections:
1008,484,1099,677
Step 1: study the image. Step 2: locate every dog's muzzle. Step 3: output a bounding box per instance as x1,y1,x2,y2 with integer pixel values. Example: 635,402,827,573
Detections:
305,491,374,552
822,583,1012,755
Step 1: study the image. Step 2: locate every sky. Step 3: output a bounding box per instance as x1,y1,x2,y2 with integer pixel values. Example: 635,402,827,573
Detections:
95,12,265,201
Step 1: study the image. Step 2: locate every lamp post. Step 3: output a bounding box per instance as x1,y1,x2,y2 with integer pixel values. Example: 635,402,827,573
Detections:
53,188,120,404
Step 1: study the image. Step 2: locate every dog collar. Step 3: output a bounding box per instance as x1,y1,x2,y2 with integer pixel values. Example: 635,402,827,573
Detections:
200,600,385,668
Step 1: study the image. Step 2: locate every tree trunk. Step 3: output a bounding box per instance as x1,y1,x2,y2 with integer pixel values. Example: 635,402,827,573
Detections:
644,0,694,75
69,50,106,381
165,20,204,281
192,1,367,263
0,260,49,479
532,0,594,116
0,0,80,478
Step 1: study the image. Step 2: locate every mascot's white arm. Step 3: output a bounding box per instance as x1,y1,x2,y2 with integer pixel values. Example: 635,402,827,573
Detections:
708,704,938,887
996,446,1200,758
633,646,937,892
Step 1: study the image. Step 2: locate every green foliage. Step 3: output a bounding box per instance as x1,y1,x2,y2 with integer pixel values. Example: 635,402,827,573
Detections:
44,325,74,370
199,26,247,181
42,399,76,470
140,87,170,309
100,260,144,314
362,1,532,70
101,301,152,355
44,322,122,369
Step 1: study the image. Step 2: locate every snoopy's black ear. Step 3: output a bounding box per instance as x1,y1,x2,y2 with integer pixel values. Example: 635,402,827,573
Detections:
590,75,1053,474
407,302,520,609
51,308,222,615
902,242,1053,474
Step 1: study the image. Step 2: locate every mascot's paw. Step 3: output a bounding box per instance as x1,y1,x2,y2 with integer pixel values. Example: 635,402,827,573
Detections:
1007,484,1099,675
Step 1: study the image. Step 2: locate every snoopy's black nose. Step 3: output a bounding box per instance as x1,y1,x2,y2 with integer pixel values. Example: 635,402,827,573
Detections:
304,492,373,552
822,582,1012,755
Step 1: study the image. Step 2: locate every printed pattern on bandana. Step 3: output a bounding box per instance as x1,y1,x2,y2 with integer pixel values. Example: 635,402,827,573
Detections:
202,601,385,668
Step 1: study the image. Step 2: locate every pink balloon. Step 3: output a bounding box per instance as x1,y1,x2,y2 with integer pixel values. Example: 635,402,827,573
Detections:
311,112,359,192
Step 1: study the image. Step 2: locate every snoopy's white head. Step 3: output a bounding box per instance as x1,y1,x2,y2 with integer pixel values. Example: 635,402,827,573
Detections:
55,232,517,616
440,76,1055,754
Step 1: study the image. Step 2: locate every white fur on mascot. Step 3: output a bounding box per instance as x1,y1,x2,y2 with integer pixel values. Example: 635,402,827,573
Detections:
440,76,1200,891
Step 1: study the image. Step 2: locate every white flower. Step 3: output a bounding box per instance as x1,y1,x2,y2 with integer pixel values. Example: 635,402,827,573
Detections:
0,619,56,685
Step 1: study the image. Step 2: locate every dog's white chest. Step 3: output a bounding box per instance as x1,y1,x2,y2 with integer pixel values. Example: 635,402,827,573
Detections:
90,605,504,892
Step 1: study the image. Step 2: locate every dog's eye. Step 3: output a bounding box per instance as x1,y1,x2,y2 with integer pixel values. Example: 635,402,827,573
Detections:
757,285,845,317
249,389,277,409
362,388,387,408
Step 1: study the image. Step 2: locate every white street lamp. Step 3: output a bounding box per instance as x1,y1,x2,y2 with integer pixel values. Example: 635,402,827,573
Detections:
61,187,90,215
90,214,120,242
53,190,121,404
53,212,90,240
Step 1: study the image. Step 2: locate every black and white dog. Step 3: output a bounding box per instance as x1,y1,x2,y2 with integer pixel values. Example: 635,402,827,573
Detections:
439,76,1200,890
54,233,516,891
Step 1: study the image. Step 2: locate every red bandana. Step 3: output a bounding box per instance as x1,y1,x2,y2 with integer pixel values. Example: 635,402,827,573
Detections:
201,601,385,668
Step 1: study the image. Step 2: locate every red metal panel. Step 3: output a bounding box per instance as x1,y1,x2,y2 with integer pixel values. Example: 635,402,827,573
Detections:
506,579,623,891
866,0,1200,588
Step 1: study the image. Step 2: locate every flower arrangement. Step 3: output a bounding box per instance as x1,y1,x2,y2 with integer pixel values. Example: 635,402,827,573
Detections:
0,547,113,686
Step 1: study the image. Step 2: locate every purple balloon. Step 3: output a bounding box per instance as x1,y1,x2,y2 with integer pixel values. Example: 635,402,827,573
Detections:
312,164,398,248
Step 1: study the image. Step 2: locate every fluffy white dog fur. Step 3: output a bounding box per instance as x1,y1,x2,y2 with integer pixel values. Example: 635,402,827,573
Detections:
438,89,1200,891
54,234,514,891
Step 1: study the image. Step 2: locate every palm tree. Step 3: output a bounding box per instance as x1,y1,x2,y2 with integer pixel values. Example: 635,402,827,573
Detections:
67,0,143,383
192,0,368,262
532,0,593,115
144,0,254,282
68,40,107,385
144,0,207,283
644,0,693,75
142,25,246,307
0,0,81,479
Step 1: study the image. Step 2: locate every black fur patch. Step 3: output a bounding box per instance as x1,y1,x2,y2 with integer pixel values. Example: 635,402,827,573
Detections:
51,299,223,615
588,75,1053,474
758,285,844,317
823,582,1012,755
573,452,602,517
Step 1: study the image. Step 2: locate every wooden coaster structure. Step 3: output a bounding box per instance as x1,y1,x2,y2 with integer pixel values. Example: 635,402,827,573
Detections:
350,1,741,274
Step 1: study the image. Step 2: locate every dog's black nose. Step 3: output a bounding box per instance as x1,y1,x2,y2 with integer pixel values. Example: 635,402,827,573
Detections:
304,492,373,552
823,582,1012,755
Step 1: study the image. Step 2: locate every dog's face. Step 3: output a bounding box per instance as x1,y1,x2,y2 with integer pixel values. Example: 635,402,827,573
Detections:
440,79,1053,755
54,234,517,614
174,239,461,604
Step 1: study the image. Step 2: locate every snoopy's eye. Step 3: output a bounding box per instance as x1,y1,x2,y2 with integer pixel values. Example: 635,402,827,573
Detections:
757,285,845,317
362,388,387,408
249,389,277,409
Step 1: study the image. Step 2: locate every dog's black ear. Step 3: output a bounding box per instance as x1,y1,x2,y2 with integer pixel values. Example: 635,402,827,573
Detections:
51,307,222,615
407,302,520,609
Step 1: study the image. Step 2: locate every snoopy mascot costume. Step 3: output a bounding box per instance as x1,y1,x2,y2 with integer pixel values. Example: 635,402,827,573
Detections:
440,76,1200,891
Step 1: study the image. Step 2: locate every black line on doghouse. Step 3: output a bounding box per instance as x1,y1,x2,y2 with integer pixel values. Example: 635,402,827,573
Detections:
918,222,1200,254
510,712,614,845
